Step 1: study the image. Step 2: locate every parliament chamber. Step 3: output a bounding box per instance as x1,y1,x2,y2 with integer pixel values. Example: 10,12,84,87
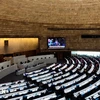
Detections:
0,53,100,100
0,0,100,100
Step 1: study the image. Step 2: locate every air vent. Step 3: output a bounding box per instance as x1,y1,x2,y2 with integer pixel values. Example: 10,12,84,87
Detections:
47,28,100,31
81,35,100,38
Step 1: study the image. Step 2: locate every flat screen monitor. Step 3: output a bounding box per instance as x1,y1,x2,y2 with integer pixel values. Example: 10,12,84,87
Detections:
47,37,66,49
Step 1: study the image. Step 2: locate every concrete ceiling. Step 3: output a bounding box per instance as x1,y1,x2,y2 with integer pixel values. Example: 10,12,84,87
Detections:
0,0,100,24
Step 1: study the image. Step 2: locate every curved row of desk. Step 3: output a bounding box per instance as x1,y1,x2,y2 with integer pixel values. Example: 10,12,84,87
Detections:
0,55,100,100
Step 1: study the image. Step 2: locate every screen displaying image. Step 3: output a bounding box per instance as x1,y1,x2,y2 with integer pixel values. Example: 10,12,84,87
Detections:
48,37,66,49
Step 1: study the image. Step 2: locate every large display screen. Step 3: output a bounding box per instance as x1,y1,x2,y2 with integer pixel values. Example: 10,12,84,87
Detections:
47,37,66,49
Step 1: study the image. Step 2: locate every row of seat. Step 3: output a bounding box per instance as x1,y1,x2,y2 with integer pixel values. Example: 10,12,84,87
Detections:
0,55,100,100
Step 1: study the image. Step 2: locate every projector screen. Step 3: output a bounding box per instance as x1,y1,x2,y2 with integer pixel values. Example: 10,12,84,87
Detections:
47,37,66,49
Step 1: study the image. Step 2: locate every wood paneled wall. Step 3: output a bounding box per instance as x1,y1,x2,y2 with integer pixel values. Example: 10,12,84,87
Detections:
0,19,100,53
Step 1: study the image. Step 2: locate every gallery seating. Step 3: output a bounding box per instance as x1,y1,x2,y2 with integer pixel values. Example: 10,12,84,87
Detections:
12,55,26,64
0,61,17,79
27,54,55,62
16,54,57,75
